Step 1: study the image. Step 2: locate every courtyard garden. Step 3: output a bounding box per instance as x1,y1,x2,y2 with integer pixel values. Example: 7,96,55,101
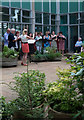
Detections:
0,51,84,120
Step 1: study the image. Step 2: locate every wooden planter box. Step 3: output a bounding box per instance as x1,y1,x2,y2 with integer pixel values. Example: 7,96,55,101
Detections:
0,57,18,67
48,107,72,120
31,55,62,62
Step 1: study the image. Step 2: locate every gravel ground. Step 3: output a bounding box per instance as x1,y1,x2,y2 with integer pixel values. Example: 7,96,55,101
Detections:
0,57,70,101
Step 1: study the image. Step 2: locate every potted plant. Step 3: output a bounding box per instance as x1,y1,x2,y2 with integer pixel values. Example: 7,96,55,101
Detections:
1,70,46,119
0,46,19,67
43,52,84,120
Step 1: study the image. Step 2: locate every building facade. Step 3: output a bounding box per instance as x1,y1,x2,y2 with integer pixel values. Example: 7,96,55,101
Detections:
0,0,84,51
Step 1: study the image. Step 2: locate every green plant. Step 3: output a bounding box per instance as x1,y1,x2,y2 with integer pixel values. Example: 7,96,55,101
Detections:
66,52,84,119
2,46,18,59
2,70,46,119
43,68,83,114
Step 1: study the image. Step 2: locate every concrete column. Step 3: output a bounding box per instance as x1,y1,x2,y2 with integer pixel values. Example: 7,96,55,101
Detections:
68,0,70,52
56,0,60,34
49,0,51,33
20,0,22,32
78,0,80,38
42,0,43,33
31,0,35,34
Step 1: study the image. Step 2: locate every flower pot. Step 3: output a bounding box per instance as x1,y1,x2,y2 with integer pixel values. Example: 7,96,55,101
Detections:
0,57,18,67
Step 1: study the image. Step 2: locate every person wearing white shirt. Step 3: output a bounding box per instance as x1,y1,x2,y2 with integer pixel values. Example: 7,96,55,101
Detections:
75,37,82,53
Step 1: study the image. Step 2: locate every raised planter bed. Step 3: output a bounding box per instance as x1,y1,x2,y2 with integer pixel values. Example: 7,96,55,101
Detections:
0,57,18,67
31,55,62,62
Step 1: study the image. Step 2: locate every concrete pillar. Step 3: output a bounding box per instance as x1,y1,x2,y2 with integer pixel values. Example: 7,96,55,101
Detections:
78,0,80,38
56,1,60,34
67,0,70,52
31,0,35,34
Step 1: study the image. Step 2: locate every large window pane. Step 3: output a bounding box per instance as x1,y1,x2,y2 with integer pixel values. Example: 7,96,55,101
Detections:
35,2,42,12
60,2,68,13
60,15,67,24
22,10,30,17
35,13,42,23
51,26,56,33
80,1,84,11
43,2,49,12
11,1,20,8
11,24,21,31
80,12,84,23
11,8,21,22
2,7,9,21
70,13,78,24
22,2,30,10
43,13,49,24
35,25,42,32
80,25,84,41
43,26,50,34
70,26,78,51
2,7,9,14
69,2,78,12
51,1,56,13
51,15,56,25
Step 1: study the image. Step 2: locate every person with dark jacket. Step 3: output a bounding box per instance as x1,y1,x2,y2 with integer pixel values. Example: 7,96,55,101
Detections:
8,28,19,49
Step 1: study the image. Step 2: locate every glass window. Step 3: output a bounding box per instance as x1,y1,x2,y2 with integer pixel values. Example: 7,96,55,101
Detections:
51,26,56,33
69,2,78,12
11,8,21,22
2,7,9,21
43,26,50,34
80,1,84,11
22,24,31,33
43,2,49,12
70,13,78,24
11,1,20,8
35,2,42,12
60,15,67,24
22,10,30,17
2,7,9,14
70,26,78,51
51,1,56,14
22,17,30,23
11,24,21,31
35,13,42,23
80,25,84,41
43,13,49,24
22,2,30,10
35,25,42,32
60,2,68,13
80,12,84,23
51,15,56,25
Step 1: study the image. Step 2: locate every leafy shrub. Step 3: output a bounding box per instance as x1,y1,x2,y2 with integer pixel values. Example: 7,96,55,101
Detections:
1,70,46,119
2,46,18,59
43,68,83,114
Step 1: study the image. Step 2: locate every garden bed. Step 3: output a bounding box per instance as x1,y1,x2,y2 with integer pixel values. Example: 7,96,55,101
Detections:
0,57,18,67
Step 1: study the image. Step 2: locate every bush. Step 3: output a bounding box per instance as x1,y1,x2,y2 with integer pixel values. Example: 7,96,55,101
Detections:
2,46,18,59
1,70,46,119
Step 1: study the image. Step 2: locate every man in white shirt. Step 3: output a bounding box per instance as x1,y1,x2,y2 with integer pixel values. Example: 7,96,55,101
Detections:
75,37,82,53
4,28,10,46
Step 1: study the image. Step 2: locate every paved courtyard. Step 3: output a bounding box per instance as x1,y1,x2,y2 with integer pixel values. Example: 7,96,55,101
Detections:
1,57,70,101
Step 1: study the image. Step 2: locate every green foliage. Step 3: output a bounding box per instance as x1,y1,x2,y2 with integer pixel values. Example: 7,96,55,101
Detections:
1,70,46,119
44,52,84,119
2,46,18,59
43,68,83,114
33,47,61,61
